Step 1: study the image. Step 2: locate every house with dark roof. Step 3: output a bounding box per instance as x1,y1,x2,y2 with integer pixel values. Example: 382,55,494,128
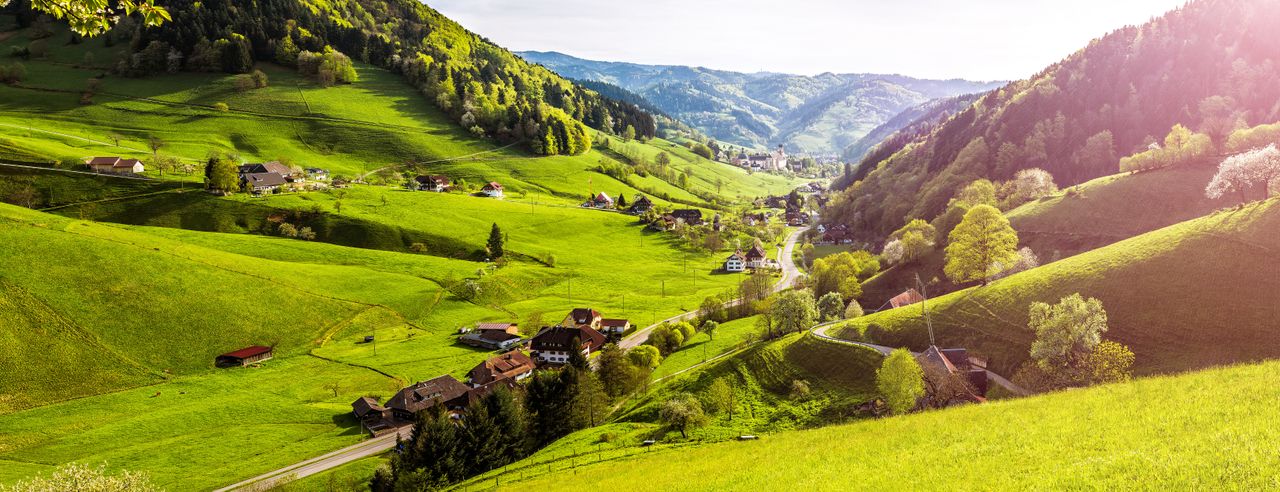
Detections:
671,209,703,225
415,175,452,192
480,181,504,198
215,345,273,367
918,345,988,401
459,330,525,351
629,195,653,215
350,396,395,435
385,375,472,420
468,351,536,386
563,308,602,330
306,168,329,181
529,325,606,365
745,243,768,269
241,172,287,194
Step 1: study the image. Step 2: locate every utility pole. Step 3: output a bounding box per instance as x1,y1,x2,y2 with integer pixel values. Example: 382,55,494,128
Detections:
916,273,935,347
662,279,666,298
568,269,573,303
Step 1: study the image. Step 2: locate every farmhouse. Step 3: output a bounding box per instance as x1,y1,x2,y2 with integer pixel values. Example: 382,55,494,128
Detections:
480,181,504,198
85,156,145,174
585,192,614,209
918,345,989,400
822,224,851,244
745,243,768,269
215,345,273,367
600,318,631,336
529,325,606,365
241,172,288,194
564,307,603,330
629,195,653,214
459,329,525,351
385,375,472,420
468,351,536,386
887,288,925,310
724,251,746,272
306,168,329,181
671,209,704,225
475,322,519,335
415,175,452,192
351,397,394,435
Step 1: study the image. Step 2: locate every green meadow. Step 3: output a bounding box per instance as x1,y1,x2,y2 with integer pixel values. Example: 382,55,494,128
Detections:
478,359,1280,491
842,198,1280,376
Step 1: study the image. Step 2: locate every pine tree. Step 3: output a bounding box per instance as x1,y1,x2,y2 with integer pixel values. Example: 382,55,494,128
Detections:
487,223,505,259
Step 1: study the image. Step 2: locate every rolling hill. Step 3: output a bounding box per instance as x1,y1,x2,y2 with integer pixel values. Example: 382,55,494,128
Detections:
858,164,1226,309
823,0,1280,241
518,51,1001,154
842,198,1280,377
463,358,1280,490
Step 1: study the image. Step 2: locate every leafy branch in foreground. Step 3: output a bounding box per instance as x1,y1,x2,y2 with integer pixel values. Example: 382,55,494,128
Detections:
6,0,169,37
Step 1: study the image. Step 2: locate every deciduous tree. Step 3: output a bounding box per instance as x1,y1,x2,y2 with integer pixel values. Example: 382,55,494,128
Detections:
944,204,1019,285
876,348,924,415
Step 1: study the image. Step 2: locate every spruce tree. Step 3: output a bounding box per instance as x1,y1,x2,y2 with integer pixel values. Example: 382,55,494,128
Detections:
487,222,505,259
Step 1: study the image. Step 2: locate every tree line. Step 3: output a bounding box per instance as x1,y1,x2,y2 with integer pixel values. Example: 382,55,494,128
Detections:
2,0,656,156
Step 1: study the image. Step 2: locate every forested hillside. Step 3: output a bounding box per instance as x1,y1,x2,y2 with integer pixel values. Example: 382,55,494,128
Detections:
2,0,655,155
520,50,999,153
825,0,1280,239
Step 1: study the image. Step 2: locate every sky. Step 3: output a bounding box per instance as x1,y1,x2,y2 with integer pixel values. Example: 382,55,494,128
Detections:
429,0,1188,81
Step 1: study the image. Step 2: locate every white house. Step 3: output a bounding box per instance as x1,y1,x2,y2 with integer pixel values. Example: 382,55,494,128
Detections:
529,326,606,365
724,251,746,272
86,156,145,174
481,181,504,198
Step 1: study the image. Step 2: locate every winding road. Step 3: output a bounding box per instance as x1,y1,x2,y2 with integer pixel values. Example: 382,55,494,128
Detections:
618,227,807,350
810,322,1028,396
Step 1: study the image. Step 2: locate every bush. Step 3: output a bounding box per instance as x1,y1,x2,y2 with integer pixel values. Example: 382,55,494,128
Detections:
212,102,229,112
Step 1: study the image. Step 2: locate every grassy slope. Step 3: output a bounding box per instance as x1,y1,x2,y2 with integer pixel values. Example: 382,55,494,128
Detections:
841,198,1280,376
859,165,1226,310
481,360,1280,490
453,332,884,489
621,333,882,437
0,26,801,206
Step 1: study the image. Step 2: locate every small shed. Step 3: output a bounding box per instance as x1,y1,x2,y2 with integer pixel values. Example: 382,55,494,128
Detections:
216,345,274,367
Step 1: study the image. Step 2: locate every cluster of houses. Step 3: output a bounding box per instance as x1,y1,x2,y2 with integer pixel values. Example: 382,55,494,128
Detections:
85,156,145,175
350,307,631,435
730,145,789,171
816,223,852,244
235,161,330,194
412,174,505,198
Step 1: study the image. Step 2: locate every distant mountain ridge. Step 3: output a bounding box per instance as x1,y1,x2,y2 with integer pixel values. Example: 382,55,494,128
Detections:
518,50,1002,153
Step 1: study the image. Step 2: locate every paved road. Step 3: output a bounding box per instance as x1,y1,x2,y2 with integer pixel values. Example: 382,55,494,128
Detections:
618,227,807,350
214,427,413,492
810,322,1029,396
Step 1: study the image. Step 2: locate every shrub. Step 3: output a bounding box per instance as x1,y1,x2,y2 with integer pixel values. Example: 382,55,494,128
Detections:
212,102,229,112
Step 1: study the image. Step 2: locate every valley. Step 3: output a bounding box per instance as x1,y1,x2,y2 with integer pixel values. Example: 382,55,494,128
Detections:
3,0,1280,490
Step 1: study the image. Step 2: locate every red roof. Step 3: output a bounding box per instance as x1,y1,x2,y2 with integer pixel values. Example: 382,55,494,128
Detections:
601,319,630,327
220,345,273,359
114,158,143,168
889,289,925,309
87,156,120,166
483,181,503,190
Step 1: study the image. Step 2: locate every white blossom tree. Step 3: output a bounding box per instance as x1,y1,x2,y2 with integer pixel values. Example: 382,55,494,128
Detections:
1206,144,1280,203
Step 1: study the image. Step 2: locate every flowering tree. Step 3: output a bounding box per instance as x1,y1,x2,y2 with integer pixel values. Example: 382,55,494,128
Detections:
0,463,159,492
1205,144,1280,203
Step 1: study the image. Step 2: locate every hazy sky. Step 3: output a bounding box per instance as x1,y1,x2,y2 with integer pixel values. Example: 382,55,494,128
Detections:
429,0,1187,81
